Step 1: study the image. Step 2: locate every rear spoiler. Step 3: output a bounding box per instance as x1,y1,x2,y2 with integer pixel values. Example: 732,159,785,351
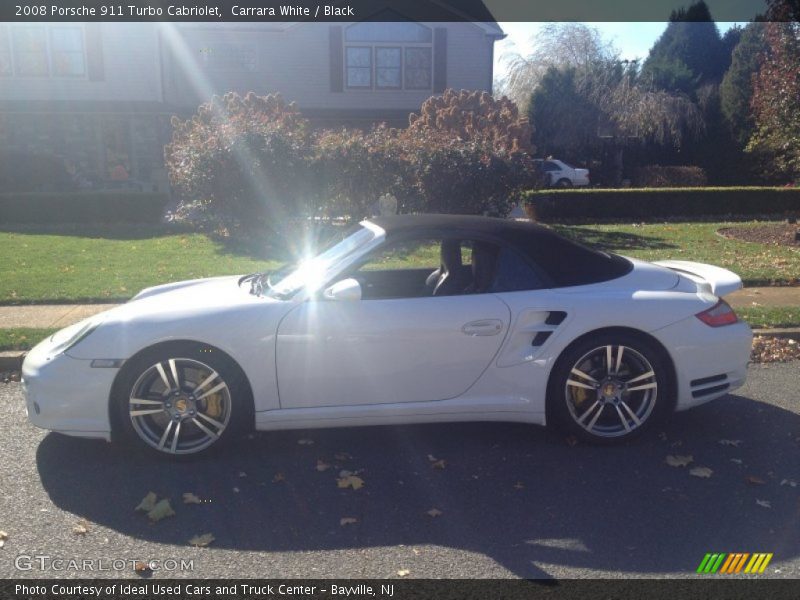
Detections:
654,260,743,297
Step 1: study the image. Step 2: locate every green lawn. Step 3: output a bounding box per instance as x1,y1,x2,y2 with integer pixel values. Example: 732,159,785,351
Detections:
0,221,798,304
553,222,800,287
0,225,279,303
0,328,58,352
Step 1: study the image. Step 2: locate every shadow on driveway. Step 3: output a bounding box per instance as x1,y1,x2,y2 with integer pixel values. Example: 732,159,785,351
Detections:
36,393,800,578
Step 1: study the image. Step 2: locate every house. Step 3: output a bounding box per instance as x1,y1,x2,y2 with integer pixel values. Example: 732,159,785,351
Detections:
0,6,503,194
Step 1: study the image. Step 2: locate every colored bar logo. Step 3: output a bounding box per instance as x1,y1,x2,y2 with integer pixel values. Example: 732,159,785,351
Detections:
696,552,773,574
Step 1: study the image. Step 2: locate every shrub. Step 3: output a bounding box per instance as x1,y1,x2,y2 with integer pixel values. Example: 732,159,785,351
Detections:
166,89,542,223
523,187,800,221
312,126,412,220
0,192,167,224
165,92,315,229
633,165,708,187
401,89,541,216
0,152,75,193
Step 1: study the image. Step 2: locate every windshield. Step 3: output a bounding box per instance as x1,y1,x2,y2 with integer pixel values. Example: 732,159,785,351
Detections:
266,225,378,299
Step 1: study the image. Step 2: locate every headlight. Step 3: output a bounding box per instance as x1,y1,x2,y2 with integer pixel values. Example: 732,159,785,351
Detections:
50,319,101,355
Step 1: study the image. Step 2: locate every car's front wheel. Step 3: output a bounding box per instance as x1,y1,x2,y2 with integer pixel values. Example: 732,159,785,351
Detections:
114,343,251,457
548,333,672,444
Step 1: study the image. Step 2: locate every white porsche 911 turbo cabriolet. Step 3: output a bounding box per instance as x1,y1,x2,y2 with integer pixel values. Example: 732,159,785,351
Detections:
23,215,752,456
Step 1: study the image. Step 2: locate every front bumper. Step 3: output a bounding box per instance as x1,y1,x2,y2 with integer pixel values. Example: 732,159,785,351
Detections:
654,316,752,411
22,336,117,440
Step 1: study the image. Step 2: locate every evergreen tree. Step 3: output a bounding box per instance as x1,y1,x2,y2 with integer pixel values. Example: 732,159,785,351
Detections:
720,23,766,146
640,1,727,95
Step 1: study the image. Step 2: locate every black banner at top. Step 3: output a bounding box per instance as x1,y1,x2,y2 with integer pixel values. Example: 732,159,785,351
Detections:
0,0,777,23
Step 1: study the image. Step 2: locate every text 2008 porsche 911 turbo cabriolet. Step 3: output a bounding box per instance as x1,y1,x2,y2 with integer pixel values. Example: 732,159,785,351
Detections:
22,215,752,456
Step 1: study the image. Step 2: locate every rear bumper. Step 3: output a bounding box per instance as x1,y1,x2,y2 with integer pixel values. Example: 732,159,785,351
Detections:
22,337,115,440
653,316,752,411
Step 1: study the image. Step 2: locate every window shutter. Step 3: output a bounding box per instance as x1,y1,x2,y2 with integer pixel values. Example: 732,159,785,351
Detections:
433,27,447,93
329,26,343,92
85,23,104,81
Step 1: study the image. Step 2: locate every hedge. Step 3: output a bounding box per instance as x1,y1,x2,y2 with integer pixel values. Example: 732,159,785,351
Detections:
523,187,800,221
0,192,169,224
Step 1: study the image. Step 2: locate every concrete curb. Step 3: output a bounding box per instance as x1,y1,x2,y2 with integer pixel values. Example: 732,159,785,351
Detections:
752,328,800,340
0,328,797,373
0,351,26,371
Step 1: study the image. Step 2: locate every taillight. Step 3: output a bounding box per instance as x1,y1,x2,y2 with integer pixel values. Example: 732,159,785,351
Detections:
696,300,738,327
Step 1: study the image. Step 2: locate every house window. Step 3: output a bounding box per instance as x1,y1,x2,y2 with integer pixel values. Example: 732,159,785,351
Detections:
12,27,49,76
404,47,431,89
199,42,257,72
346,46,372,88
50,27,86,77
344,21,432,91
0,27,11,76
6,25,86,78
375,47,401,89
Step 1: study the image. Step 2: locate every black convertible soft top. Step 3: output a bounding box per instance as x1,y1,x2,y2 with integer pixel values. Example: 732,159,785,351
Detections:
367,214,632,288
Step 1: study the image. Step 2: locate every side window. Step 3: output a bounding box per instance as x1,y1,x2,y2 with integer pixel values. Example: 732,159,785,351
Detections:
357,238,440,271
490,247,547,292
542,161,560,172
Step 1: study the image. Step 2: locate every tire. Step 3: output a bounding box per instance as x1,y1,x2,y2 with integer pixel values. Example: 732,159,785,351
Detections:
547,332,672,444
113,342,252,458
555,178,573,188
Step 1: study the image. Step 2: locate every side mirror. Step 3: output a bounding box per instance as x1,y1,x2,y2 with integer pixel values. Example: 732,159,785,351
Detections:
323,278,362,302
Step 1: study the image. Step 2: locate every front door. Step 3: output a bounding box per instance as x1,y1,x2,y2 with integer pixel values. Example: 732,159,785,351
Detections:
275,293,510,408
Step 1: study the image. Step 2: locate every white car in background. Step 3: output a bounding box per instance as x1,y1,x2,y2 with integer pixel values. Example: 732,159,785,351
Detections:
537,159,591,188
22,215,751,457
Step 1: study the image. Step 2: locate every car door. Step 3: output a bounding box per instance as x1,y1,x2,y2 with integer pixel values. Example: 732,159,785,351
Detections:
275,238,510,409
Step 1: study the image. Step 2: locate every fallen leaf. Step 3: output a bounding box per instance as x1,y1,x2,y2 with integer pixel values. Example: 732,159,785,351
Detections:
182,493,202,504
430,459,446,470
340,517,358,526
238,471,247,478
730,458,743,464
690,466,713,478
272,473,285,483
316,460,331,472
427,454,439,462
426,508,443,517
746,475,766,485
565,435,578,447
232,487,240,493
334,452,352,461
719,439,743,447
756,499,772,509
0,530,7,548
72,521,88,536
147,499,175,522
780,478,797,487
666,454,694,468
133,561,151,573
397,569,410,577
298,439,314,446
135,492,158,513
513,481,525,490
337,475,364,490
188,533,215,547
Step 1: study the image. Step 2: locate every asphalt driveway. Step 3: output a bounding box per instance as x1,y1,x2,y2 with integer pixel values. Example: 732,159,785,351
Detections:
0,363,798,579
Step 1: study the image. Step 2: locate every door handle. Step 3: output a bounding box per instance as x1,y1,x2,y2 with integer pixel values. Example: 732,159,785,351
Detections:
462,319,504,336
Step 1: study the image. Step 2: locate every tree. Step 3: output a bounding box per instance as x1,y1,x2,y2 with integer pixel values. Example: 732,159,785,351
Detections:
720,23,767,146
640,1,728,95
747,6,800,180
501,23,617,109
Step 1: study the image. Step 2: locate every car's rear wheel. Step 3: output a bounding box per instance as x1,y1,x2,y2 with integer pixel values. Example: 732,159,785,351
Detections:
548,333,671,444
114,344,250,457
555,178,573,188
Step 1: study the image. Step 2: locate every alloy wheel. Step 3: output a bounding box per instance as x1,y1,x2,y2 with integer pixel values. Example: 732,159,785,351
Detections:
564,345,658,438
128,358,232,454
